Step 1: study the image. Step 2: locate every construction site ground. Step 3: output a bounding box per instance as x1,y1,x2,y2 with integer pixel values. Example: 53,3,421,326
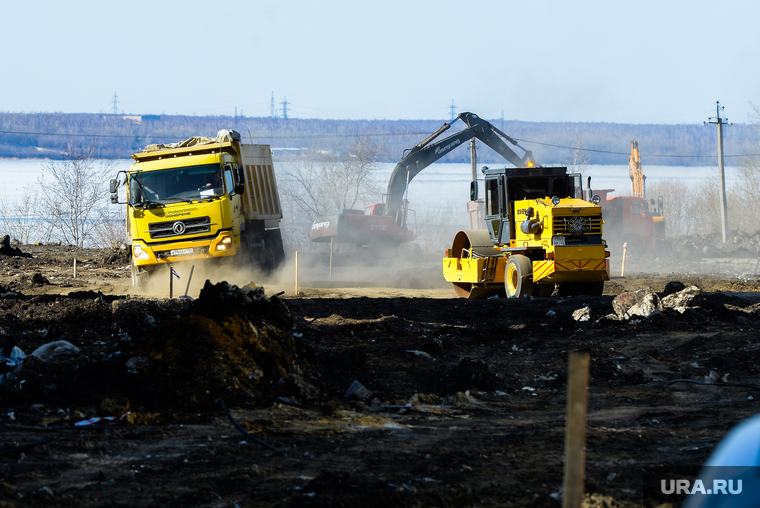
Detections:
2,237,760,508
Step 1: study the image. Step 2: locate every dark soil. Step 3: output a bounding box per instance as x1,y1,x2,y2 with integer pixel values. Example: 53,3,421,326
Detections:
1,243,760,507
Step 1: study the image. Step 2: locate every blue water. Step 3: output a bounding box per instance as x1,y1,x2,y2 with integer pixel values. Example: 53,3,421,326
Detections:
0,158,738,227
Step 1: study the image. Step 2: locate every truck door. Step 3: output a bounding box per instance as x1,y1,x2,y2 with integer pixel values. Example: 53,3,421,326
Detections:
484,174,510,245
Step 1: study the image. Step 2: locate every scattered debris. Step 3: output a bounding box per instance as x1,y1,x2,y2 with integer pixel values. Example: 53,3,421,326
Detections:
573,306,591,322
345,380,373,400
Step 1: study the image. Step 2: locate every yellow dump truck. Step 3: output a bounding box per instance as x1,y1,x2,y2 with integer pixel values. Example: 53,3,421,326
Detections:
443,166,610,299
109,129,284,286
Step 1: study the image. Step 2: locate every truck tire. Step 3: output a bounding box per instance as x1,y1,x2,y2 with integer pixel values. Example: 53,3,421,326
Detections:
265,229,285,269
505,255,533,299
131,259,149,288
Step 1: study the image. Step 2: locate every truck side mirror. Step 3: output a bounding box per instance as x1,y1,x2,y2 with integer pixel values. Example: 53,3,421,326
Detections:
109,179,119,194
470,180,478,201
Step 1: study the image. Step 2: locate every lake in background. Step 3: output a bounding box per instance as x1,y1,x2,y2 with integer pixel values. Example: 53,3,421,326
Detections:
0,158,739,230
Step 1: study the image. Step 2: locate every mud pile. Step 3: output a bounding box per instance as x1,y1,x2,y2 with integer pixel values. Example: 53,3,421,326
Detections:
0,281,321,414
674,230,760,257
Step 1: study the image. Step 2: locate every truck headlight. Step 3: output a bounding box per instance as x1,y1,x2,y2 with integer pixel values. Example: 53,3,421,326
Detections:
592,194,601,204
133,244,150,260
552,196,561,205
215,236,233,251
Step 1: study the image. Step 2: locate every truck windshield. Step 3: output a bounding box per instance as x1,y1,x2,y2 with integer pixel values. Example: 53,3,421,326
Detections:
129,164,225,206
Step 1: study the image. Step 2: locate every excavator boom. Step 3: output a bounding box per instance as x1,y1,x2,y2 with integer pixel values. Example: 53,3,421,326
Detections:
309,112,536,246
385,112,536,226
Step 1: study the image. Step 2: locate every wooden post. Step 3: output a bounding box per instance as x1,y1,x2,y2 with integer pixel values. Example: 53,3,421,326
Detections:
562,352,590,508
169,266,173,298
294,251,299,296
329,238,333,282
620,242,627,277
184,265,195,297
73,258,77,278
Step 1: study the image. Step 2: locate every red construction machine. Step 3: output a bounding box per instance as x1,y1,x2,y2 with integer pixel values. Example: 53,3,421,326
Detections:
590,140,670,256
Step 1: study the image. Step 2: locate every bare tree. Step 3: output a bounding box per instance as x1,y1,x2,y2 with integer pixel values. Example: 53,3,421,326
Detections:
278,136,385,250
564,134,591,176
37,147,115,247
412,204,461,255
0,186,56,244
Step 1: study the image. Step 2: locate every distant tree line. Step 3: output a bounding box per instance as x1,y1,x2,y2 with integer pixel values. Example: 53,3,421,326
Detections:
0,111,757,166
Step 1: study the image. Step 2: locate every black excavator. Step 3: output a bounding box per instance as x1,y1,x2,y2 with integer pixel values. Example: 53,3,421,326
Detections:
309,112,537,247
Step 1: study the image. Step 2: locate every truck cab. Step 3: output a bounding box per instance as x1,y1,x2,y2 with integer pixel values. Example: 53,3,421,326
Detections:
110,129,284,287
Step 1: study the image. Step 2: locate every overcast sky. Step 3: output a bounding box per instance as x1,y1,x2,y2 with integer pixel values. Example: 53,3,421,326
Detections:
2,0,758,124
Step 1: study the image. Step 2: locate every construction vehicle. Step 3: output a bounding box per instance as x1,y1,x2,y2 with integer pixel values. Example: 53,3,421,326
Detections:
109,129,285,286
443,166,610,299
592,140,670,256
310,112,536,247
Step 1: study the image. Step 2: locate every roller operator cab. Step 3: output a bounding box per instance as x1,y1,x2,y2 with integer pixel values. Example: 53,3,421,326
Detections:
109,129,285,287
443,166,610,299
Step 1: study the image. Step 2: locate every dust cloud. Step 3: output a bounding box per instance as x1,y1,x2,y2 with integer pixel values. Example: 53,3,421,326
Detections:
135,243,448,299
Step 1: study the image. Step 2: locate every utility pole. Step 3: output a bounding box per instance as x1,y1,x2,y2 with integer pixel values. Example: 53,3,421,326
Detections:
270,92,276,118
705,101,731,243
449,100,456,122
281,96,290,119
111,92,119,115
470,138,477,181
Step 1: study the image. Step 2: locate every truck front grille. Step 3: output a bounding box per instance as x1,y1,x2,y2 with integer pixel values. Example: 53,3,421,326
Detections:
553,216,602,236
148,216,212,239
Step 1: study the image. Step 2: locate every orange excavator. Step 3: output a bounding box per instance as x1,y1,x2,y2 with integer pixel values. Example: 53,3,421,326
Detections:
592,140,670,256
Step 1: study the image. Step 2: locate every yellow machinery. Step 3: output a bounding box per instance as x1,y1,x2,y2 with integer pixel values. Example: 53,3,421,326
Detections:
109,129,284,286
443,166,610,299
629,140,645,199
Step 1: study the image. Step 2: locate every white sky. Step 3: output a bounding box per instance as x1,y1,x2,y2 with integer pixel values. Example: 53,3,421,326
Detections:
2,0,758,124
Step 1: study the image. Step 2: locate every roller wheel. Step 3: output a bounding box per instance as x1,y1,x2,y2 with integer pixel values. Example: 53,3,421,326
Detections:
505,255,533,299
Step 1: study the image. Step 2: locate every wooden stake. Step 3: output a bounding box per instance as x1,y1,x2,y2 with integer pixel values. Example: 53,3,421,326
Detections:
295,251,299,296
562,352,590,508
169,266,174,298
329,238,333,282
73,258,77,278
620,242,627,277
184,265,195,297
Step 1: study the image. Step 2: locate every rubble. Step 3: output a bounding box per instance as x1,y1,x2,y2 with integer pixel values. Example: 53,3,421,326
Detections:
612,287,662,319
1,243,760,507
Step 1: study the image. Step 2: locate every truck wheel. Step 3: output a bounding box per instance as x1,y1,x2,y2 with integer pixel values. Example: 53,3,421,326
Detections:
131,260,148,288
505,255,533,298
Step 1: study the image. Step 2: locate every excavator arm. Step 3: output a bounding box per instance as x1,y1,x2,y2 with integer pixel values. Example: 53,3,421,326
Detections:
629,140,645,198
385,112,536,226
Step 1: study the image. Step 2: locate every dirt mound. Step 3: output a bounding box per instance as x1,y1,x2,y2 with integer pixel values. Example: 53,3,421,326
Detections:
132,281,321,409
1,281,322,413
